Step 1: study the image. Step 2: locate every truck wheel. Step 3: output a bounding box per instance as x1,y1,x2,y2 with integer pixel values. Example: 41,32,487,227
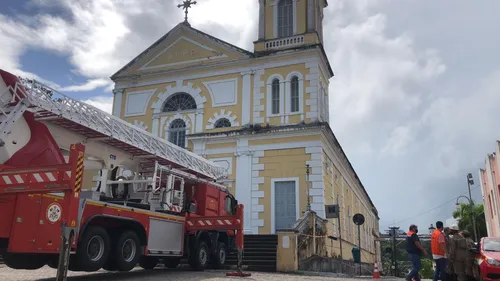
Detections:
212,242,227,269
111,230,141,272
190,241,209,271
74,226,111,271
163,257,180,269
139,256,158,270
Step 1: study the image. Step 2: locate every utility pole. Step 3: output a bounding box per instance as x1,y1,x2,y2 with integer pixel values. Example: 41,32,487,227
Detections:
388,226,400,277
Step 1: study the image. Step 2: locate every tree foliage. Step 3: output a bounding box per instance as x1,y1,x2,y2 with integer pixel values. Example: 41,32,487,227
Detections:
452,202,488,239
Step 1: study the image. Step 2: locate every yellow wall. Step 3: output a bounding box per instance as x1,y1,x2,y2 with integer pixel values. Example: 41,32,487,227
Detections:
258,147,311,234
321,149,377,262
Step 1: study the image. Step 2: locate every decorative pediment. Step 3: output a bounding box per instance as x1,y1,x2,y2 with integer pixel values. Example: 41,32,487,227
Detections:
111,23,254,78
206,109,239,130
139,36,228,71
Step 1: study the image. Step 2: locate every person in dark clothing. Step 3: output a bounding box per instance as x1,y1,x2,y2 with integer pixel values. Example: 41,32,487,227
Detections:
406,224,428,281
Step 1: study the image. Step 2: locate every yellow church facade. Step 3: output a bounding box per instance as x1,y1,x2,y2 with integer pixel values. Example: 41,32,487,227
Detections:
109,0,380,264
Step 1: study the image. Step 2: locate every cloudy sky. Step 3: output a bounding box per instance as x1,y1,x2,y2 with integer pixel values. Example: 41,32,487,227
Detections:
1,0,499,232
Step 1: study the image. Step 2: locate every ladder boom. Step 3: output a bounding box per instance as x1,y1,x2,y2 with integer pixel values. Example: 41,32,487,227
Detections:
0,70,226,180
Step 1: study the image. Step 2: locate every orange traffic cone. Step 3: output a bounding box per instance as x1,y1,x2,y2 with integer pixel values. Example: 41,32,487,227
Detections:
372,263,381,279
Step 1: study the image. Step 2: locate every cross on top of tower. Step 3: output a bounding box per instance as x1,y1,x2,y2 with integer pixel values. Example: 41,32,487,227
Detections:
177,0,197,24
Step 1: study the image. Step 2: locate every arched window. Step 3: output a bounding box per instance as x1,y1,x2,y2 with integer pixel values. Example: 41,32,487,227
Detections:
214,118,232,128
278,0,293,38
290,76,299,112
168,119,186,147
162,93,197,112
271,78,280,114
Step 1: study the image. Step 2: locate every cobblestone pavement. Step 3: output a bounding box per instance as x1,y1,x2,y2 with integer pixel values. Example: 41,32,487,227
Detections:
0,265,404,281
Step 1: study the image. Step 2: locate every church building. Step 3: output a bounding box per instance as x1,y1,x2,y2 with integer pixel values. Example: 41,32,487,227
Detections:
109,0,380,263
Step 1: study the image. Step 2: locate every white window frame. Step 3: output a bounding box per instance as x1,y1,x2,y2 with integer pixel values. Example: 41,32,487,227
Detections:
266,74,285,118
164,114,192,149
272,0,298,38
271,177,300,234
168,119,187,148
285,71,304,115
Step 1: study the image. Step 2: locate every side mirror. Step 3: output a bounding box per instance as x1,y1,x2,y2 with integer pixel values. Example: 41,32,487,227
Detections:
470,248,480,254
231,198,238,214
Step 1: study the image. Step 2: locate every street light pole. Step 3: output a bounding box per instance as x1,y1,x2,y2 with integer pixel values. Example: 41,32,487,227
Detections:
467,173,478,242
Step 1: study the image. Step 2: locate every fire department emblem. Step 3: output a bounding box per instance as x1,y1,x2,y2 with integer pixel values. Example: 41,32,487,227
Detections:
46,203,62,224
209,199,216,209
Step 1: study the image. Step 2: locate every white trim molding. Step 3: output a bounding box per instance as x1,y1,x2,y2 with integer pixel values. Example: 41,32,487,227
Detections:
163,113,193,144
307,0,315,32
266,74,285,121
284,71,305,123
252,69,265,124
115,55,322,91
271,177,300,234
202,77,238,108
139,36,228,71
258,0,265,39
210,157,233,176
305,60,320,121
251,150,265,234
235,139,254,233
112,89,124,117
206,109,240,130
133,120,149,131
151,80,206,113
123,89,156,117
241,71,254,126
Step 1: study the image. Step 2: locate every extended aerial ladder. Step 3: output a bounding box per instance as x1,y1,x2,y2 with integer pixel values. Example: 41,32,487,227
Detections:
0,69,250,279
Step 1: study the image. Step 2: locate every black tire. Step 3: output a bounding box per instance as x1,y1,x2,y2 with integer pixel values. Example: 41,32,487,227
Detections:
212,242,227,269
73,226,111,271
46,255,59,269
3,253,47,270
139,256,158,270
190,241,209,271
163,257,181,269
110,230,141,272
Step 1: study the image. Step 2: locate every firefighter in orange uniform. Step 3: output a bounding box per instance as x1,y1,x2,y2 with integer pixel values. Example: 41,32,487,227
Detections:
431,221,447,281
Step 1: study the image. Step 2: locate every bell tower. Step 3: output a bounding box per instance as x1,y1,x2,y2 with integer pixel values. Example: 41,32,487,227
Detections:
254,0,328,53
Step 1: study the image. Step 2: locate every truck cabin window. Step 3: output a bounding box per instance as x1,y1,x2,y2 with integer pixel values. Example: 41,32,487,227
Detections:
225,196,233,215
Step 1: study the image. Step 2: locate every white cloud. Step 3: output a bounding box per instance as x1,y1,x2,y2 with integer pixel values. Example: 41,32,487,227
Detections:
83,96,113,114
59,79,113,92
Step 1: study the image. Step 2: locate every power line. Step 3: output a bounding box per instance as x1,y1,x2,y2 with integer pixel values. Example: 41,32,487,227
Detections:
381,185,481,229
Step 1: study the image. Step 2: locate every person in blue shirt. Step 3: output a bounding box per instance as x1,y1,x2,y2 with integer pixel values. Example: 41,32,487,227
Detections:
406,224,428,281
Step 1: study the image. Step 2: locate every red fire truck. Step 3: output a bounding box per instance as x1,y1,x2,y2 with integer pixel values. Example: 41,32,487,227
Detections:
0,69,249,280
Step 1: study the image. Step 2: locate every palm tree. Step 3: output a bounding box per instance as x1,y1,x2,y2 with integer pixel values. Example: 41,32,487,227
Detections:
452,202,488,239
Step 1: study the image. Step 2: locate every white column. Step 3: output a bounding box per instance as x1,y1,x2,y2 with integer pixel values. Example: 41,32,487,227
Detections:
235,150,253,233
258,0,265,40
152,115,160,137
307,0,315,32
241,71,253,126
112,89,123,117
292,0,298,35
195,109,204,133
